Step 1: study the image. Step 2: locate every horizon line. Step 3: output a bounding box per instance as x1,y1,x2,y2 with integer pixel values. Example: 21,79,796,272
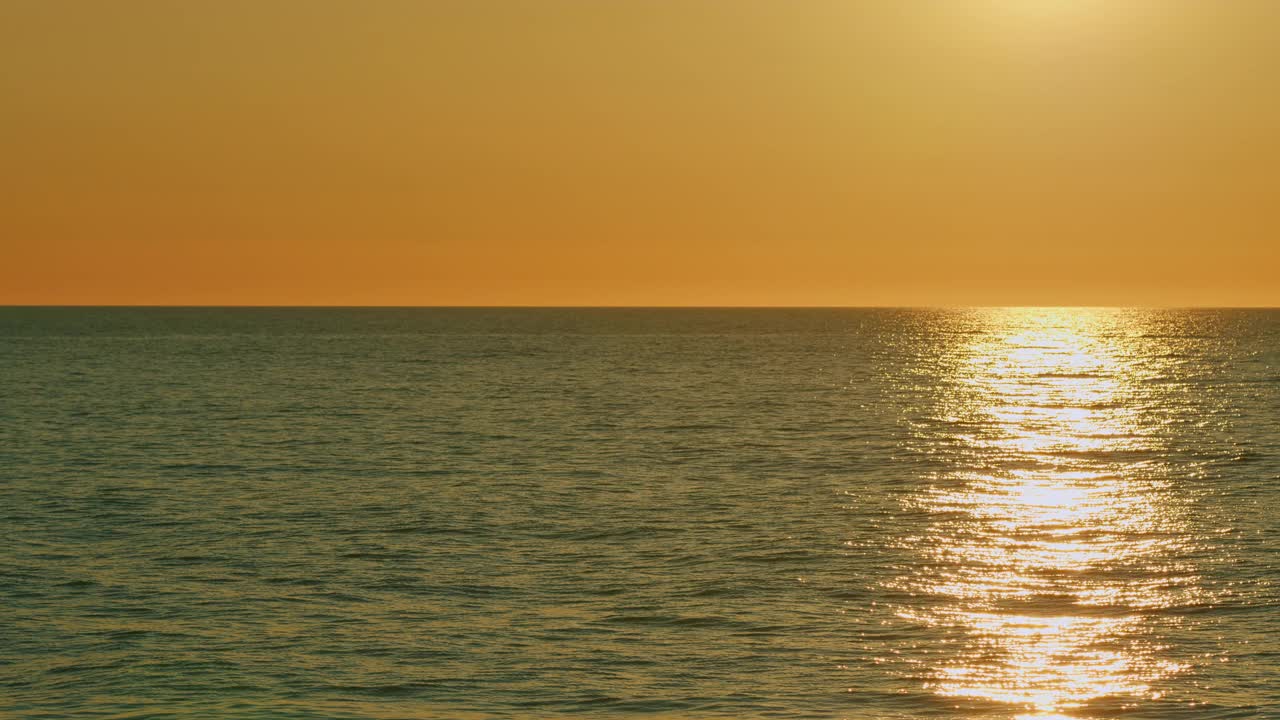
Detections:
3,304,1278,310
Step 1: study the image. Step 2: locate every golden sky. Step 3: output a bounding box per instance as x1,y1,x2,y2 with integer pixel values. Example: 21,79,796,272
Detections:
2,1,1277,306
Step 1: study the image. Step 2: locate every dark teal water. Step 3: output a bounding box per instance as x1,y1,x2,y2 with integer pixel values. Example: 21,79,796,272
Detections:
2,308,1278,719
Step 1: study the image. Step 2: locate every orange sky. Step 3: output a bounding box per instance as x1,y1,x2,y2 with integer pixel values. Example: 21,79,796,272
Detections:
2,1,1277,306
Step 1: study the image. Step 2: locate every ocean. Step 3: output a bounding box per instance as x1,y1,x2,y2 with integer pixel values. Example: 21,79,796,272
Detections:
2,307,1278,719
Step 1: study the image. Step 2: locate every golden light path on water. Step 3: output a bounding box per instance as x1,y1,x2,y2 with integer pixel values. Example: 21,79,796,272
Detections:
897,309,1203,719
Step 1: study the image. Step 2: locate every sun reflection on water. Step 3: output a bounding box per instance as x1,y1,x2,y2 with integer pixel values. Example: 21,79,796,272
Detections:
897,308,1198,718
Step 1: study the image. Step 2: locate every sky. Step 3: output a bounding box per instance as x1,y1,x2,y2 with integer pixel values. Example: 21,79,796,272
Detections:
2,1,1277,306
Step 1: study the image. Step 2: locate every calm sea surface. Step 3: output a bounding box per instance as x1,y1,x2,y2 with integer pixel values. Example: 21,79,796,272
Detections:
2,308,1278,719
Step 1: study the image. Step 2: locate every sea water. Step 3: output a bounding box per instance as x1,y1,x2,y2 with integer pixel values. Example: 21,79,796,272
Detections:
2,307,1277,719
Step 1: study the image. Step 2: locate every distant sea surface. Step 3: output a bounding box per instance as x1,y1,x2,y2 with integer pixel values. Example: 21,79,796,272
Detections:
3,307,1278,720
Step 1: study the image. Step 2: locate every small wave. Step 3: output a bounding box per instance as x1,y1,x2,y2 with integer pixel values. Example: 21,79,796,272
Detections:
598,613,745,629
732,549,818,564
56,578,97,588
322,682,433,697
1034,372,1108,379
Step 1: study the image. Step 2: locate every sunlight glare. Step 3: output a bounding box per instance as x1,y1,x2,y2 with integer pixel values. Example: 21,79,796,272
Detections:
896,309,1195,718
